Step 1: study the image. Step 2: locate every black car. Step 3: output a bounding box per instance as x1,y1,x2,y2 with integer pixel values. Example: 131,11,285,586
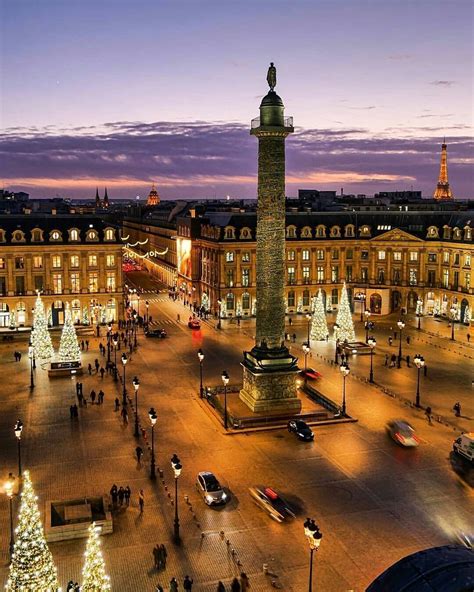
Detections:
145,328,167,338
288,420,314,441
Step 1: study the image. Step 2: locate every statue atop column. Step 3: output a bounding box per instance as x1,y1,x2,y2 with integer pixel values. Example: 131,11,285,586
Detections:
266,62,276,91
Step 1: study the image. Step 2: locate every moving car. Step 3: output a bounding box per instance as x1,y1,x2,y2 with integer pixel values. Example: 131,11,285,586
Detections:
196,471,228,506
145,328,167,338
248,486,295,522
298,368,322,381
287,420,314,441
386,420,420,447
188,318,201,329
453,433,474,463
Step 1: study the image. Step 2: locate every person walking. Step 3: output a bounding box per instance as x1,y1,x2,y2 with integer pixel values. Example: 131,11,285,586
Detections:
292,333,296,343
69,405,74,420
90,390,96,404
425,406,433,425
390,354,396,368
110,484,118,507
230,578,241,592
138,489,144,513
423,364,428,377
94,358,100,373
453,401,461,417
85,339,89,351
177,313,180,322
115,397,120,411
121,406,128,424
384,354,389,366
160,544,167,568
183,576,193,591
388,336,393,346
467,333,471,343
118,486,125,506
98,389,104,404
81,340,85,351
406,335,411,345
217,583,226,592
100,366,105,379
76,382,80,396
124,485,131,506
240,573,250,592
136,446,143,463
88,363,92,375
170,578,179,592
406,354,411,368
153,545,160,569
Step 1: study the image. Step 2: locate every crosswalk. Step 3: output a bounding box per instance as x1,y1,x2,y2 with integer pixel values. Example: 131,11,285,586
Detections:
148,319,175,326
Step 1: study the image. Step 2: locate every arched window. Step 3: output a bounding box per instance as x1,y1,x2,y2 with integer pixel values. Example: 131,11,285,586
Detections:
316,225,326,238
464,226,472,240
286,225,297,238
31,228,44,242
453,227,462,240
0,229,5,243
86,229,98,241
242,292,250,310
50,230,62,241
330,225,341,238
301,226,312,238
225,251,235,263
69,228,80,242
287,291,295,307
370,293,382,313
302,289,310,307
239,227,252,239
12,230,26,243
226,292,235,310
104,228,115,241
360,225,371,237
427,226,439,238
443,225,451,239
345,224,355,237
224,226,235,240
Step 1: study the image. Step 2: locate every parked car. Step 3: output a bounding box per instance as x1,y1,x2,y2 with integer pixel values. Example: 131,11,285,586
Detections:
386,420,420,447
453,433,474,463
145,328,167,338
188,318,201,329
287,420,314,441
248,486,295,522
196,471,228,506
298,368,322,381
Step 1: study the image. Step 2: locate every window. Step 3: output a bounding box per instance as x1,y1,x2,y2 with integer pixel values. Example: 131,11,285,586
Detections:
409,269,417,286
443,226,451,239
89,273,99,292
453,271,459,289
409,252,418,262
360,225,371,236
443,251,450,264
53,273,62,294
86,229,98,241
286,226,297,238
428,253,437,263
12,231,25,243
465,254,471,267
393,251,402,261
287,291,295,307
361,268,368,282
443,269,449,288
16,276,25,294
427,270,436,286
240,227,251,239
377,269,385,284
361,250,369,260
242,269,250,287
0,257,5,269
105,228,115,241
226,292,235,310
69,255,79,268
331,288,338,305
301,226,312,238
302,266,310,284
465,273,471,290
345,225,355,237
224,227,235,239
33,256,43,269
317,266,324,283
377,225,392,231
393,269,400,284
303,290,310,306
287,250,296,261
50,230,62,241
454,253,460,265
89,255,98,267
34,276,44,292
331,266,339,282
346,266,353,281
225,251,234,263
330,226,341,237
332,249,339,260
225,269,234,287
0,230,5,243
316,225,326,238
52,255,61,268
15,257,25,270
302,249,310,261
316,249,324,260
242,252,250,263
465,227,472,240
69,229,80,241
242,293,250,309
346,249,353,260
287,266,296,284
106,272,116,292
378,251,386,260
106,255,115,267
70,273,80,293
427,226,439,238
32,229,43,242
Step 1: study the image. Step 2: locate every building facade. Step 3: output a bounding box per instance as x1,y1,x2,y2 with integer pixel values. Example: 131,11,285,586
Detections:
0,215,123,328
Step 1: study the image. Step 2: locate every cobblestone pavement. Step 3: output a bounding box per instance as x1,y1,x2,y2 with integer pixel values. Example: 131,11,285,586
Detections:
1,274,473,591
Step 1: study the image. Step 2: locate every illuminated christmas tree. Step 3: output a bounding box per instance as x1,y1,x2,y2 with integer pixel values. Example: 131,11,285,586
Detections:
464,305,471,325
31,293,54,359
58,304,81,362
416,299,423,316
310,290,329,341
433,299,441,316
335,283,355,342
81,522,111,592
326,297,332,313
6,471,59,592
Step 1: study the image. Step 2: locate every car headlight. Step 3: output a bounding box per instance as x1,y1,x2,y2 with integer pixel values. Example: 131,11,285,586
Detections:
205,495,214,503
221,492,227,500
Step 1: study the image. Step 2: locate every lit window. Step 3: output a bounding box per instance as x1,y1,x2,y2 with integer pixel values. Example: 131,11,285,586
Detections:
287,266,296,284
393,252,402,261
0,257,5,269
70,255,80,268
331,266,339,282
50,230,62,241
33,256,43,269
316,249,325,260
52,273,62,294
105,228,115,241
70,229,79,241
52,255,61,268
409,252,418,262
464,254,471,267
89,272,99,292
242,269,250,287
302,249,310,261
378,251,386,260
89,255,98,267
409,269,417,285
317,266,324,283
70,273,80,293
242,252,250,263
106,272,116,292
287,250,296,261
225,251,234,263
106,255,115,267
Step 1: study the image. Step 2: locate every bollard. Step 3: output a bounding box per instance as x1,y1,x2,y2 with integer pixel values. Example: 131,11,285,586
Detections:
201,532,205,538
263,563,268,574
226,539,230,546
220,531,225,538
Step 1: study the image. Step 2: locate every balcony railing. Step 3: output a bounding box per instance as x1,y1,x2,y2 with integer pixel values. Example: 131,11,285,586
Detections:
251,116,294,129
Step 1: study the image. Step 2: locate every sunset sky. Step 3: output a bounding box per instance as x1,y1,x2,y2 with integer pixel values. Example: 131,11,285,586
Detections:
1,0,472,199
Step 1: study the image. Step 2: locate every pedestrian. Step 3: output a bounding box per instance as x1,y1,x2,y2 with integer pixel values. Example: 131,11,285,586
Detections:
170,578,178,592
394,331,397,340
138,489,144,513
292,333,296,343
453,402,461,417
69,405,74,420
136,446,143,462
466,333,470,343
73,404,78,418
95,359,100,373
67,581,74,591
425,406,432,424
78,382,83,395
125,485,131,505
18,352,22,362
100,366,105,379
240,573,250,592
384,354,388,366
121,407,128,424
76,382,80,396
289,317,292,326
160,544,167,568
406,354,411,367
230,578,241,592
88,363,92,375
390,354,396,368
86,339,89,351
177,313,180,322
153,545,160,569
217,583,226,592
115,397,120,411
118,486,125,506
98,389,104,404
183,576,193,591
388,337,393,346
90,390,96,404
13,351,17,362
110,484,118,507
406,335,411,345
81,340,85,351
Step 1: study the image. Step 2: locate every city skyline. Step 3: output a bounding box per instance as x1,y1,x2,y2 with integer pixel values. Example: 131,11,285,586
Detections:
1,0,473,198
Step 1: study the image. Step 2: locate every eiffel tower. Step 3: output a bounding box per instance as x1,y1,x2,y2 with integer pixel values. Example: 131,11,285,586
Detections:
433,139,453,200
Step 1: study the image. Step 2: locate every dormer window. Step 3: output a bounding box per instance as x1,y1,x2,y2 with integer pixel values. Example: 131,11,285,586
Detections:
286,225,297,239
0,229,6,243
50,230,62,242
224,226,235,240
330,225,341,238
69,228,80,242
427,226,439,238
104,228,115,241
464,226,472,240
453,227,462,240
86,229,99,242
12,230,26,243
316,225,326,238
443,225,451,239
31,228,44,242
239,227,252,240
360,225,371,237
300,226,312,238
345,224,355,237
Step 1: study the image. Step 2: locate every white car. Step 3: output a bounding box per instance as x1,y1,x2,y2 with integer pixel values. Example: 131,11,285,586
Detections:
196,472,228,506
386,420,420,447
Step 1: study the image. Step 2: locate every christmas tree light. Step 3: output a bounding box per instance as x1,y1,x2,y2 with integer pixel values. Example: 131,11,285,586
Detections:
81,522,111,592
58,304,81,362
326,297,332,313
31,293,54,360
464,305,471,325
416,299,423,316
310,289,329,341
335,283,355,343
6,471,59,592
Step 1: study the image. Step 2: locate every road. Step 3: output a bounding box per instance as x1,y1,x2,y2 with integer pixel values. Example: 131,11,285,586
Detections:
0,270,472,591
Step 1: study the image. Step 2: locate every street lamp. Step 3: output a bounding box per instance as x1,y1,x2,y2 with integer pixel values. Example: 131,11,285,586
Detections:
364,310,371,343
133,312,138,348
137,293,141,318
149,407,157,479
450,306,457,341
367,336,376,383
14,419,23,477
397,319,405,368
121,353,128,406
222,370,229,430
107,323,112,364
334,324,339,364
339,362,350,416
145,300,149,323
171,453,182,544
304,518,323,592
302,343,310,373
355,292,366,322
217,299,222,330
306,313,312,347
113,333,118,382
133,376,140,438
4,474,16,559
197,349,204,398
28,342,35,390
413,354,425,408
416,299,422,330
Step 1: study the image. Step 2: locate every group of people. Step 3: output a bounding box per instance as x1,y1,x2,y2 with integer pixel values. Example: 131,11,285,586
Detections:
75,382,105,406
13,350,22,362
156,575,194,591
216,574,250,591
152,544,168,570
110,484,132,507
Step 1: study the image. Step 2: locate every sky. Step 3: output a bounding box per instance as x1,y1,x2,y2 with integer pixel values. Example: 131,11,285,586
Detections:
1,0,473,199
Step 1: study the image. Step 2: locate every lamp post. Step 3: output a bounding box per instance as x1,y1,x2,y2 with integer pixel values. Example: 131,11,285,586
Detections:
302,343,310,373
14,419,23,477
145,301,149,323
334,324,339,364
416,299,422,330
107,323,112,364
133,376,140,438
137,294,141,319
306,313,312,347
450,306,456,341
304,517,323,592
28,342,35,389
367,336,376,383
4,474,15,559
133,313,138,348
149,407,157,479
197,349,204,398
397,319,405,368
171,453,182,544
222,370,229,430
339,362,350,416
364,310,371,343
113,333,118,382
121,353,128,406
217,299,222,330
414,354,425,408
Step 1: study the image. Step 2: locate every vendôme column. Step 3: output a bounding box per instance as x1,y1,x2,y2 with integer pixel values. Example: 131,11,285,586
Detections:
240,63,301,414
